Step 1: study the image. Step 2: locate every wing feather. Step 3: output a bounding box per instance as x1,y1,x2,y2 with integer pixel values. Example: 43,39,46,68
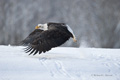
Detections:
22,29,70,55
21,29,43,45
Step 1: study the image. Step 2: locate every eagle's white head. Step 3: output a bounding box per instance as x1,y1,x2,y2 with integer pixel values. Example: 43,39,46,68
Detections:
35,23,48,30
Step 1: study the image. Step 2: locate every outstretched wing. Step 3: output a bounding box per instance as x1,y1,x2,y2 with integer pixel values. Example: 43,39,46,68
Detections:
21,29,43,45
23,29,70,55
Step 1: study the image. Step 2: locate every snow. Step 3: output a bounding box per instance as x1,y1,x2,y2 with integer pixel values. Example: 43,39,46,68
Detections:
0,45,120,80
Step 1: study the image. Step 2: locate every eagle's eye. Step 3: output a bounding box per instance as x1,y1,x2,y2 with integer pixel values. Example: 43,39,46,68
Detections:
40,26,44,28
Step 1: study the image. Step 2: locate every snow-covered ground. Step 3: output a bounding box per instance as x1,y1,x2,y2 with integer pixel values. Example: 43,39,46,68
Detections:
0,45,120,80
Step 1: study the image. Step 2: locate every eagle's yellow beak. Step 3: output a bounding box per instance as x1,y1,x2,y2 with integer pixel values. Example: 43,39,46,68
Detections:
35,26,40,29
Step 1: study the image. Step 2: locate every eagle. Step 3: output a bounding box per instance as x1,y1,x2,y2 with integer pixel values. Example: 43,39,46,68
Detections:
21,22,77,55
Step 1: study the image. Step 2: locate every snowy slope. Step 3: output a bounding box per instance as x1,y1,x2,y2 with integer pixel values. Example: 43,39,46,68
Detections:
0,45,120,80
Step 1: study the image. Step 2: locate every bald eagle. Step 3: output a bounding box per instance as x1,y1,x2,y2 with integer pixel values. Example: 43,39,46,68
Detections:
21,22,77,55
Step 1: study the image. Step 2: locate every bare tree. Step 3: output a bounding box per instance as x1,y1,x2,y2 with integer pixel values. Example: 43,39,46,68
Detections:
0,0,120,48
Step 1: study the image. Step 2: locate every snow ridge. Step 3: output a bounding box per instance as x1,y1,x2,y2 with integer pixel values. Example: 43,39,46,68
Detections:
0,46,120,80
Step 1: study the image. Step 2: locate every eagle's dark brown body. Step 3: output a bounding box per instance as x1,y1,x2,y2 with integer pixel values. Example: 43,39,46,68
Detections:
21,22,76,55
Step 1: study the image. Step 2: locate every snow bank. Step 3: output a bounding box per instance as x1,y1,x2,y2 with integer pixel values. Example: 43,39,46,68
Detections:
0,45,120,80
